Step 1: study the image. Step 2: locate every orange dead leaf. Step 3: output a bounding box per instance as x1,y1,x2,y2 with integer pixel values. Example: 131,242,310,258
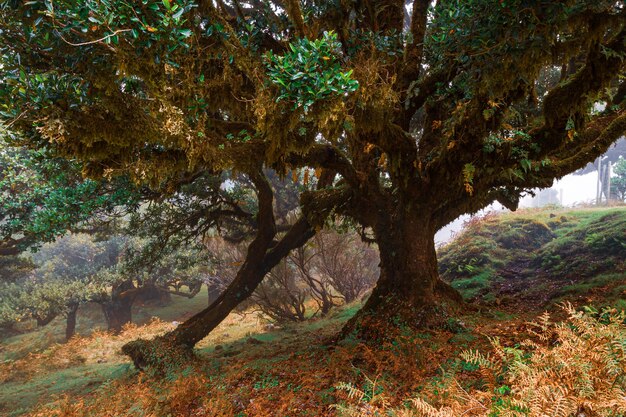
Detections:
378,153,387,169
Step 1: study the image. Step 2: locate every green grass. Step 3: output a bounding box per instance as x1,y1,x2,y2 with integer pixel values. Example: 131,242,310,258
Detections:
558,272,626,297
0,363,132,416
439,206,626,304
450,270,494,300
1,288,213,362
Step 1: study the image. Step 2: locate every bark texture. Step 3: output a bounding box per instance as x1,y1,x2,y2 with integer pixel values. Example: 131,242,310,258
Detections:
343,206,463,340
102,280,137,333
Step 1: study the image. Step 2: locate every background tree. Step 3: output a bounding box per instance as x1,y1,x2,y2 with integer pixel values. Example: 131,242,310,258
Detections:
611,157,626,201
1,0,625,368
313,230,379,304
252,259,309,322
0,134,137,257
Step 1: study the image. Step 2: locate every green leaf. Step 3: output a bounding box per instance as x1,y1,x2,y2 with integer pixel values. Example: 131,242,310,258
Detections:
520,159,531,172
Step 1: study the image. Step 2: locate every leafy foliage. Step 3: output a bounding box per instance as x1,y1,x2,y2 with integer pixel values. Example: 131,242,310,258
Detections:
0,234,122,330
265,31,359,111
0,135,138,252
1,0,625,352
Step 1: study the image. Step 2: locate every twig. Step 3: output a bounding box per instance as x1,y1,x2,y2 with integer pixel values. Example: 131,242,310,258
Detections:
4,110,29,128
55,29,132,47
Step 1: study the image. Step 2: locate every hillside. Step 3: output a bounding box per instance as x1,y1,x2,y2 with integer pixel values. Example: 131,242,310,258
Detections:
1,207,626,416
439,206,626,309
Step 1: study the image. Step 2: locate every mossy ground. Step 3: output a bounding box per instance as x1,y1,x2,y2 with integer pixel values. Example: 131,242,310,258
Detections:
1,207,625,416
439,206,626,308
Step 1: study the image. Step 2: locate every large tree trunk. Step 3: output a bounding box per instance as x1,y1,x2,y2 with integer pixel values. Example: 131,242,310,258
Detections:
343,210,463,340
101,280,136,333
65,302,79,341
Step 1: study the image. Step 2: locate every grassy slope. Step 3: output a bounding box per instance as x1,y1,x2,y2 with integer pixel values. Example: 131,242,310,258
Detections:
439,206,626,308
1,207,625,416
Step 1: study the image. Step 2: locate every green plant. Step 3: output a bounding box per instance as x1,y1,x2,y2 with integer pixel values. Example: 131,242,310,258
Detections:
265,32,359,111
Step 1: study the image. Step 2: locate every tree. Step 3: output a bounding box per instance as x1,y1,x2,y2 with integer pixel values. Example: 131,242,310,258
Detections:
252,259,309,322
1,1,625,368
313,230,379,304
611,157,626,201
0,133,137,256
6,233,121,339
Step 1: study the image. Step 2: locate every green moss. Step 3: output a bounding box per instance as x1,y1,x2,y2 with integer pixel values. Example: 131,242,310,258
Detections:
450,270,494,300
439,207,626,305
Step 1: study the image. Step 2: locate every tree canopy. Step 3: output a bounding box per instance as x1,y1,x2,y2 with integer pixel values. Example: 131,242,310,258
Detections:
1,0,625,368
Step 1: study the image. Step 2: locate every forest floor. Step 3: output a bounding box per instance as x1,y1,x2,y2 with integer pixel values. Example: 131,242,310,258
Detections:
1,206,625,417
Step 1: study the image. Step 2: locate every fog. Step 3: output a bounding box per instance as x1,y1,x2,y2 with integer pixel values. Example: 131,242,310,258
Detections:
435,170,612,245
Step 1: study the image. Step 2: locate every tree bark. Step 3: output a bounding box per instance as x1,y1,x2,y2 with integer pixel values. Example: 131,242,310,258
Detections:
343,208,463,340
65,302,79,341
101,280,136,333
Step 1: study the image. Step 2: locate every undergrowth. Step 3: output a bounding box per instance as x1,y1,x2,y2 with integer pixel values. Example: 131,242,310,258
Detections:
335,304,626,416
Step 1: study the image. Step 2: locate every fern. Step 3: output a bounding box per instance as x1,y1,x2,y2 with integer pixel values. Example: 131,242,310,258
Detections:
335,306,626,417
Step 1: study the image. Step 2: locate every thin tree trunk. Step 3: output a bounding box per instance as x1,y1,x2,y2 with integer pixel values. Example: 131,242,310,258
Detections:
65,302,79,341
173,216,315,347
121,171,334,370
122,216,316,369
